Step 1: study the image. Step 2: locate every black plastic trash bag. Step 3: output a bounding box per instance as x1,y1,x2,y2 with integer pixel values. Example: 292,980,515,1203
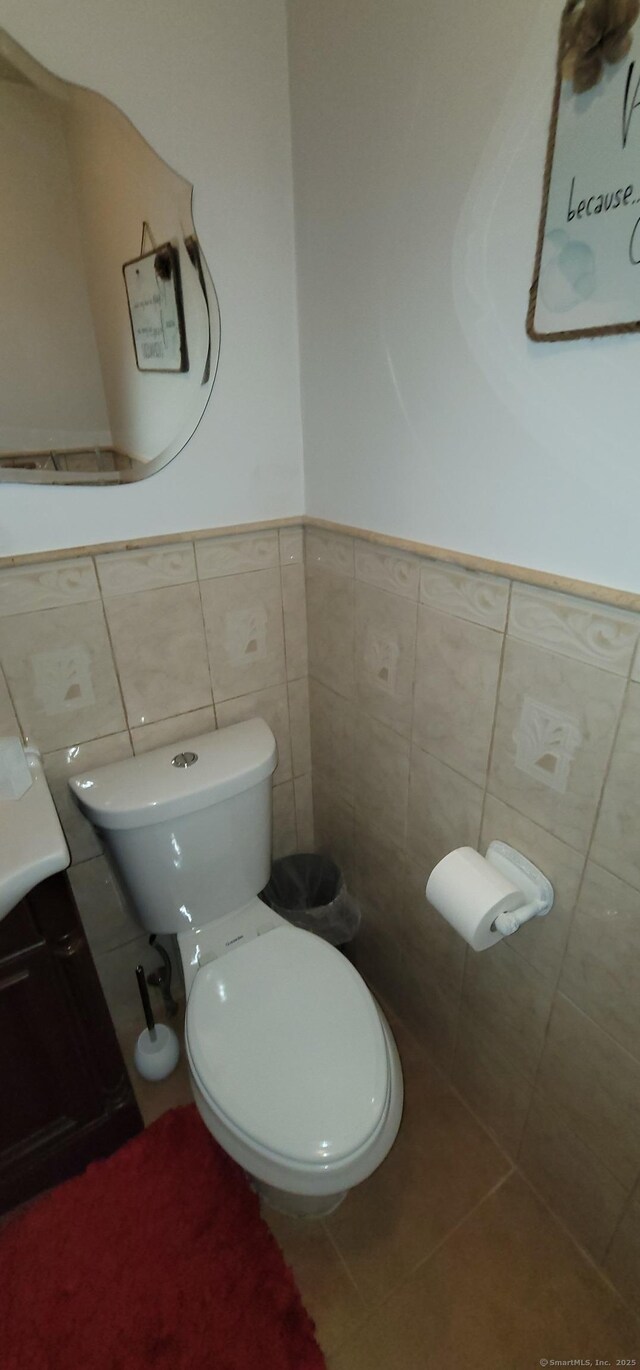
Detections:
260,854,361,946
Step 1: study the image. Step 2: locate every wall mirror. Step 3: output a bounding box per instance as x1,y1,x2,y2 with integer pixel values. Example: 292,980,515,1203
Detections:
0,29,220,486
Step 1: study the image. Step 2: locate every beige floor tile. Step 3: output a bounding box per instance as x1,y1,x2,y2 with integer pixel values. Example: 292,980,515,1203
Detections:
605,1190,640,1320
325,1090,509,1305
536,994,640,1188
262,1207,366,1355
327,1173,640,1370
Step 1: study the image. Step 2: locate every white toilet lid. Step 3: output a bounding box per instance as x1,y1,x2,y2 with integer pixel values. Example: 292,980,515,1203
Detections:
186,926,389,1166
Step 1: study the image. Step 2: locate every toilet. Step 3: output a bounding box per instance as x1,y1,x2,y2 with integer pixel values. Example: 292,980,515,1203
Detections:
69,719,403,1215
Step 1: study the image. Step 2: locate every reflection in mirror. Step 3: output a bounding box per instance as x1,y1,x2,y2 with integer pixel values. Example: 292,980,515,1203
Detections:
0,29,220,486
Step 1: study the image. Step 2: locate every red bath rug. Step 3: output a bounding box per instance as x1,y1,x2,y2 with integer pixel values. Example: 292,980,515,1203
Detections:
0,1104,325,1370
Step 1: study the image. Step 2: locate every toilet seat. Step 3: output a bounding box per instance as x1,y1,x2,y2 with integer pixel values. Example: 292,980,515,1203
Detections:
185,925,390,1168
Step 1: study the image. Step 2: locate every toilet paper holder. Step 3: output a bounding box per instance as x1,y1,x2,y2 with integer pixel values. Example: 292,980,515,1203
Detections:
484,841,554,936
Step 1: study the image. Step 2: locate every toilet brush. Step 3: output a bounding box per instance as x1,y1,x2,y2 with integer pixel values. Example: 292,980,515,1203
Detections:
133,964,180,1082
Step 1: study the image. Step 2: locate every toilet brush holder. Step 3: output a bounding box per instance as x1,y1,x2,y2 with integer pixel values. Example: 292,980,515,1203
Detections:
133,963,180,1082
134,1023,180,1081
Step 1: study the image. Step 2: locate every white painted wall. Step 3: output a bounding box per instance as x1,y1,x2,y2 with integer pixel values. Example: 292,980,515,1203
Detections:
0,81,109,453
288,0,640,593
0,0,303,555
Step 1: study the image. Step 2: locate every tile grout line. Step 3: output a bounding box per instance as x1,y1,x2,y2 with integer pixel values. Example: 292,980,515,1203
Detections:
450,580,513,1071
514,1165,640,1330
4,513,639,613
327,1166,516,1349
513,659,637,1187
192,539,219,730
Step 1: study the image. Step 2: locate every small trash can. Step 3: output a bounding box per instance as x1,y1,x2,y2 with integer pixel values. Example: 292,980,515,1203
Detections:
260,854,360,947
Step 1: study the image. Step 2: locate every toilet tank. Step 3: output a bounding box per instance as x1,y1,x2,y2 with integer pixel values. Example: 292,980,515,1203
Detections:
69,720,277,935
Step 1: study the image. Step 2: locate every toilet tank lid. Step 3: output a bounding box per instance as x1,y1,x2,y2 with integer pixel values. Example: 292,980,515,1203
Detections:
68,719,277,830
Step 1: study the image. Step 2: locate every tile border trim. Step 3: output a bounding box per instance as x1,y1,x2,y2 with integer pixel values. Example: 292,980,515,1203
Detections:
2,514,639,614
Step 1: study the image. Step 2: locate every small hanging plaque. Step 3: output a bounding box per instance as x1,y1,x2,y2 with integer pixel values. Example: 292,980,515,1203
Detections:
123,243,189,372
528,0,640,341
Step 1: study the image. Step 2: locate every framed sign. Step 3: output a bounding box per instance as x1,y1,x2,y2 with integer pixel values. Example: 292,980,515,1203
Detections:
528,0,640,341
123,243,189,372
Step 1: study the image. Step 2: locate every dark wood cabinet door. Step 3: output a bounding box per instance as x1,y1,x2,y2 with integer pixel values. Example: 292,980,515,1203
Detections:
0,873,142,1215
0,944,100,1163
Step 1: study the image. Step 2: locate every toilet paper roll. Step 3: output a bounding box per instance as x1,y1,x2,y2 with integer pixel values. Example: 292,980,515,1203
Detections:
425,847,523,952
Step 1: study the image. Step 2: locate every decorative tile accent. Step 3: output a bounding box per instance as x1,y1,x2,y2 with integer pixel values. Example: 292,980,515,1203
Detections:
200,568,286,701
305,528,354,577
509,585,639,676
225,605,268,664
195,531,279,579
488,638,625,852
355,581,417,738
0,602,125,751
354,542,420,599
279,526,304,564
513,696,582,794
363,625,400,695
0,558,99,617
419,562,509,630
32,644,96,716
104,584,212,728
95,543,196,596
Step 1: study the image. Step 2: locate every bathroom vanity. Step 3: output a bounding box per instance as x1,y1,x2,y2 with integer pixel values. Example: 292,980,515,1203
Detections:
0,870,142,1216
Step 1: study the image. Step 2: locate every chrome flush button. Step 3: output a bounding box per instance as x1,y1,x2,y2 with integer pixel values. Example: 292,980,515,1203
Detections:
171,751,198,768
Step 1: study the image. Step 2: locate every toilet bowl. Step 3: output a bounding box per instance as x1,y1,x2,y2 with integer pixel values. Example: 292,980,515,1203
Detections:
180,902,403,1214
69,719,403,1215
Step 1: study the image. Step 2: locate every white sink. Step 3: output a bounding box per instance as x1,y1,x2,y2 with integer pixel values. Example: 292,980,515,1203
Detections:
0,746,70,920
